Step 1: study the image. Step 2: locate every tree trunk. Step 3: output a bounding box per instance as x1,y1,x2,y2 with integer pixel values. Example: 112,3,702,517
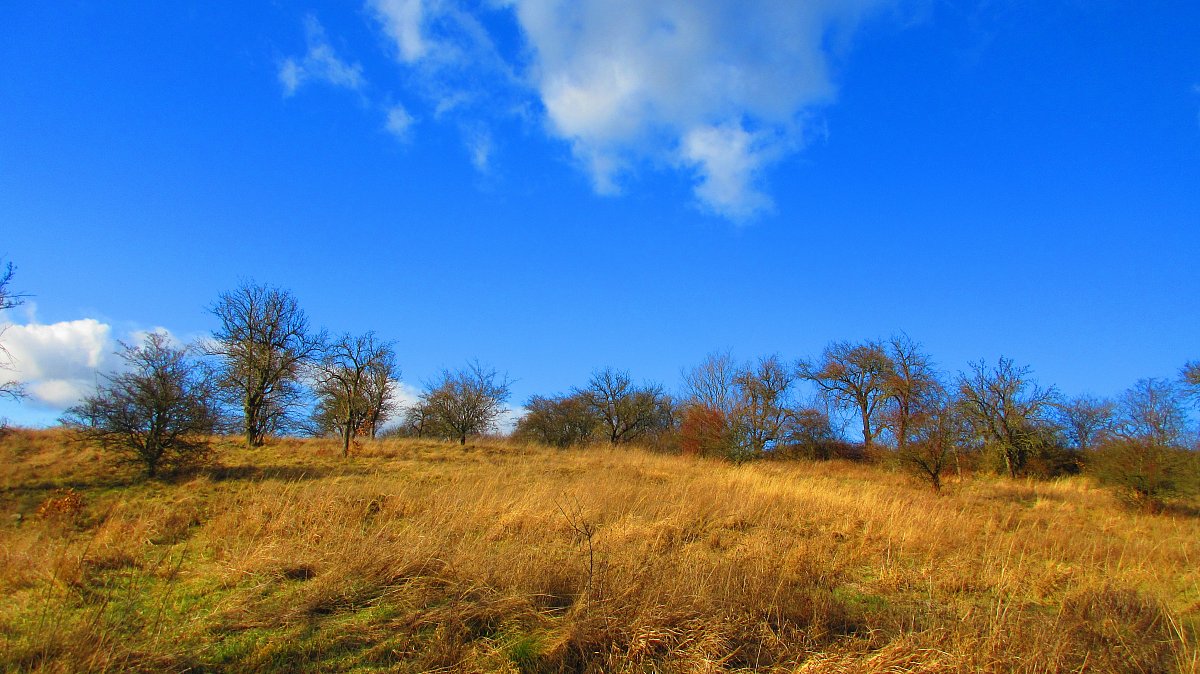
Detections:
244,386,262,448
1003,448,1017,478
459,433,466,445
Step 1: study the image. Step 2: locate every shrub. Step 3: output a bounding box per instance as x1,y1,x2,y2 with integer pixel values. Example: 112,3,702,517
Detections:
515,394,600,448
1090,439,1199,509
61,333,219,478
36,488,86,521
678,404,730,457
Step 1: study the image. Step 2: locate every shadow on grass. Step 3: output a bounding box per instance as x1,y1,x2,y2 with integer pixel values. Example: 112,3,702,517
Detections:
201,463,374,483
1149,500,1200,519
1,461,376,503
2,475,132,496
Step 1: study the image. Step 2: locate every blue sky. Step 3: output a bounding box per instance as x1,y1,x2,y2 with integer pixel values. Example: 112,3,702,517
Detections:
1,0,1198,427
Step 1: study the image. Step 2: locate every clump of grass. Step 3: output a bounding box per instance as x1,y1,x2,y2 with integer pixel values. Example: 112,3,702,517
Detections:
35,488,86,522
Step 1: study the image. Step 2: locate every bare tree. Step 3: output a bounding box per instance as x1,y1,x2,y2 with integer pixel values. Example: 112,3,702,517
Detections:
681,350,739,416
678,351,741,457
311,332,399,456
799,340,895,451
208,282,324,447
1114,378,1189,448
1180,361,1200,408
1054,394,1116,451
61,333,219,478
1092,437,1197,509
0,260,28,402
899,391,968,491
362,355,398,440
420,360,512,445
577,367,668,445
883,334,941,451
956,357,1058,478
398,401,437,438
731,355,798,457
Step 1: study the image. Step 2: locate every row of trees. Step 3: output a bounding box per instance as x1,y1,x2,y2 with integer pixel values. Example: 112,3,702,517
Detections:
59,282,512,475
515,337,1200,496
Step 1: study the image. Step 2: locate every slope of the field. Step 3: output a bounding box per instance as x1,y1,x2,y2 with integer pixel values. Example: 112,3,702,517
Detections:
1,429,1197,673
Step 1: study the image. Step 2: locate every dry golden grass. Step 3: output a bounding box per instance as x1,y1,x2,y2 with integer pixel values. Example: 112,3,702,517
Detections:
1,428,1197,672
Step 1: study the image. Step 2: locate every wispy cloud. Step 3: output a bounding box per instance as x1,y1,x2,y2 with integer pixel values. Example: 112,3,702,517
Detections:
368,0,523,174
279,15,366,97
464,126,493,172
497,405,524,434
368,0,516,108
385,103,416,140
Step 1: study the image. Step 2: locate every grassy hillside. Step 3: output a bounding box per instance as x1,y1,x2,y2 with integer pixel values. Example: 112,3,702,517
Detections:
1,429,1198,673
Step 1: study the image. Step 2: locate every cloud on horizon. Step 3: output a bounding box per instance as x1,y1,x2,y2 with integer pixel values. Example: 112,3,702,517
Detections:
0,315,187,413
0,318,113,409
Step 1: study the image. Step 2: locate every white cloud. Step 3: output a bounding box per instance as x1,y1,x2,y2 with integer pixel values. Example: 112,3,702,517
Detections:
506,0,887,218
497,405,525,434
392,381,422,410
465,126,493,171
680,123,778,220
28,380,88,409
359,0,890,220
278,60,304,95
279,15,366,96
386,104,416,140
0,318,113,408
0,318,186,411
370,0,429,63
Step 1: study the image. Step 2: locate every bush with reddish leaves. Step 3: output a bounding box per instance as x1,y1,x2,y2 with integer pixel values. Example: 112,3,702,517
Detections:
679,404,730,458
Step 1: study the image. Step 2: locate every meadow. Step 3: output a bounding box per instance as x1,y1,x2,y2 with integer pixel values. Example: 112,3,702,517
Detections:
1,429,1197,673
